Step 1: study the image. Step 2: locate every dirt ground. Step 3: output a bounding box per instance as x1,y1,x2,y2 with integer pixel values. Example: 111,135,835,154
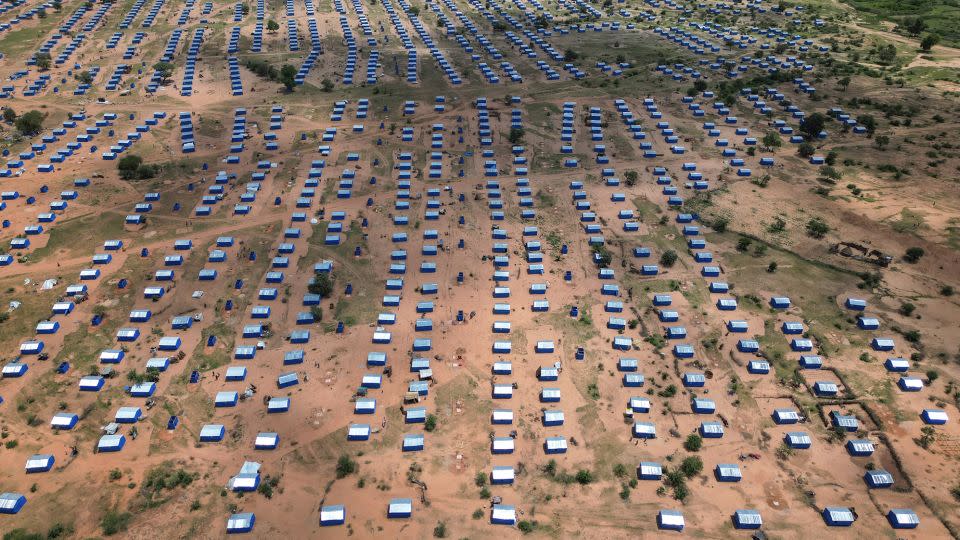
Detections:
0,0,959,539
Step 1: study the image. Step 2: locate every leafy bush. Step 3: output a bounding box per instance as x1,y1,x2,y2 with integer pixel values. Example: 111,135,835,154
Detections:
575,470,593,484
335,455,357,478
679,456,703,478
659,250,678,268
904,247,925,263
683,434,702,452
806,217,830,239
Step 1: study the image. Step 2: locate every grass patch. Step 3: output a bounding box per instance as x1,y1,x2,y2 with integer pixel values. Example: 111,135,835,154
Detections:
888,208,927,234
25,213,126,263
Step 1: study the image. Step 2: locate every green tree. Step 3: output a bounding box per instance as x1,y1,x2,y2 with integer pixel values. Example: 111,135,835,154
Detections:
117,154,144,180
797,142,816,158
874,134,890,150
624,170,638,186
153,61,174,83
564,49,578,61
904,247,925,263
320,78,334,92
280,64,297,91
683,434,702,452
659,250,678,268
15,110,44,135
876,44,897,64
508,127,524,145
34,52,51,70
856,114,877,136
762,132,782,149
267,19,280,32
799,112,826,140
2,107,15,123
901,17,926,36
920,34,940,52
309,272,334,297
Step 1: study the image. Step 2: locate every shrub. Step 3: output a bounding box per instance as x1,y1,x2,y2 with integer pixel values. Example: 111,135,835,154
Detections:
424,414,437,432
762,132,781,148
432,521,447,538
575,470,593,484
683,434,702,452
100,510,132,536
659,250,678,268
904,247,925,263
335,455,357,478
711,216,729,232
46,523,73,539
308,272,334,297
3,530,42,540
518,521,535,534
680,456,703,478
806,217,830,239
672,483,689,501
